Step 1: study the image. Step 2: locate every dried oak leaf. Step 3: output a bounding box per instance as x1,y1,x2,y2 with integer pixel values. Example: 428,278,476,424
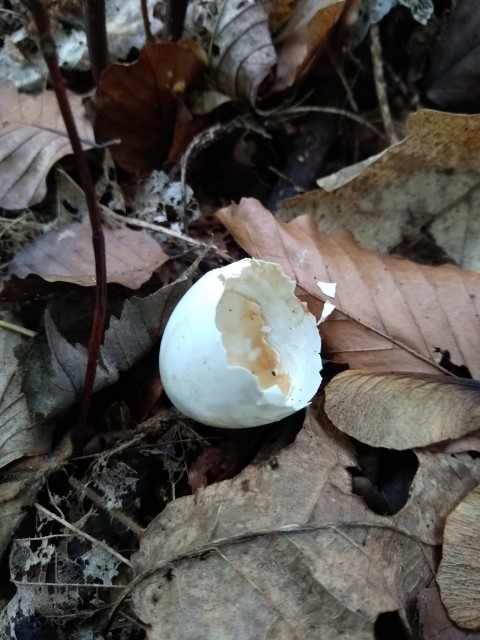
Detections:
425,0,480,112
437,484,480,629
184,0,277,104
325,371,480,450
94,42,206,174
0,82,95,210
277,110,480,271
8,222,168,289
131,399,480,639
216,198,480,377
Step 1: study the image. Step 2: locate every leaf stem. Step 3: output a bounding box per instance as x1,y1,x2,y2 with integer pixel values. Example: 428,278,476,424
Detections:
23,0,108,452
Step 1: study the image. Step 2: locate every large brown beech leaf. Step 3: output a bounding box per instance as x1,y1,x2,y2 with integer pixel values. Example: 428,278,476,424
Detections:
8,222,168,289
95,42,206,173
0,83,95,210
131,399,480,639
216,198,480,377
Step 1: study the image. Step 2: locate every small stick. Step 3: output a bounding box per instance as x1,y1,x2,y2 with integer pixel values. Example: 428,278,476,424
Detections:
84,0,109,84
370,24,399,145
140,0,154,42
69,477,144,538
35,502,132,568
23,0,108,452
164,0,189,41
0,319,36,338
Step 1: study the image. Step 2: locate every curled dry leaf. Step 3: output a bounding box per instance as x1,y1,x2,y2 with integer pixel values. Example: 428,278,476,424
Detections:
0,83,95,210
438,484,480,629
184,0,277,104
425,0,480,111
8,222,168,289
277,110,480,271
95,42,206,173
272,0,347,92
325,370,480,450
131,399,480,638
216,198,480,377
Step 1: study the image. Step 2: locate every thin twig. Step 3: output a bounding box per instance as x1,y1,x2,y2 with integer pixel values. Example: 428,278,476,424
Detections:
164,0,189,41
273,105,387,141
103,209,233,263
104,209,205,246
178,119,257,225
35,502,132,568
69,477,144,537
370,24,399,145
23,0,108,451
0,319,36,337
84,0,109,84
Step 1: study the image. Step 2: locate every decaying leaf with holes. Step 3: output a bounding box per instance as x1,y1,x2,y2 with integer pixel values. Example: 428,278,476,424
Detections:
131,399,480,639
94,42,207,174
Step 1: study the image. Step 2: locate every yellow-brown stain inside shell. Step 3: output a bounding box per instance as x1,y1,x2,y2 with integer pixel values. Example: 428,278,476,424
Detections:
217,291,291,394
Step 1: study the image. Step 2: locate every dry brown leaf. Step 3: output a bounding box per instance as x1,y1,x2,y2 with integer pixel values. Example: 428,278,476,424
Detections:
23,265,196,420
437,484,480,629
0,83,95,210
216,198,480,377
324,371,480,450
131,399,480,639
95,42,206,174
272,0,347,92
277,110,480,271
184,0,277,104
8,222,168,289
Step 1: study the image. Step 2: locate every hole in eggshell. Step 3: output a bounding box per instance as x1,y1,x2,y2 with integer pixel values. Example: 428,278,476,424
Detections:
216,290,291,395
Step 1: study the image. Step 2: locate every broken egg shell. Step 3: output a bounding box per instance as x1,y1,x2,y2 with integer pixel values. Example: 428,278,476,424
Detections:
159,258,322,428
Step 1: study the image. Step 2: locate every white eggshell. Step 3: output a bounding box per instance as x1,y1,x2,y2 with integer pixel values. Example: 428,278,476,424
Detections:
159,258,322,428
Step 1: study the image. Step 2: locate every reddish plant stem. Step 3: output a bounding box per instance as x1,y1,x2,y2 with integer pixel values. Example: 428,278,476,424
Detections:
140,0,154,42
23,0,107,451
165,0,188,41
84,0,109,84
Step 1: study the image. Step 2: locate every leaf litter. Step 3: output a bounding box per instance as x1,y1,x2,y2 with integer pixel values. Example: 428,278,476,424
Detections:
1,1,480,638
